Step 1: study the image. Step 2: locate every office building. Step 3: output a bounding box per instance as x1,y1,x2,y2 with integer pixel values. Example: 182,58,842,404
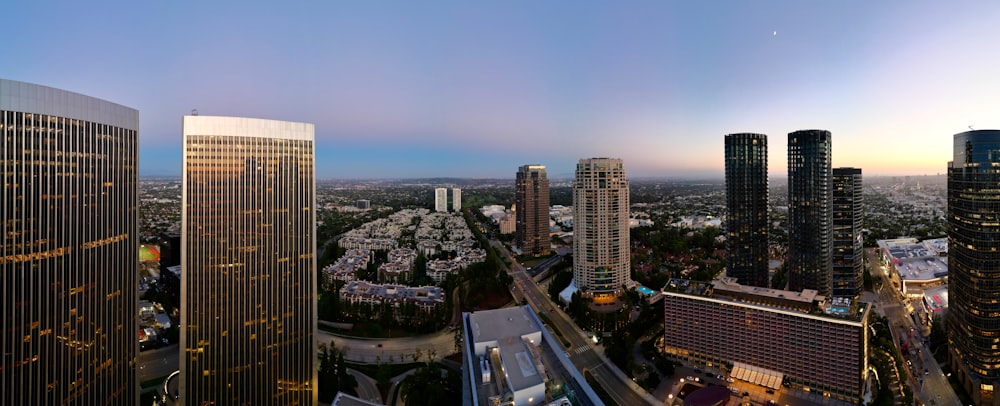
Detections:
724,133,769,287
787,130,833,296
516,165,551,256
453,188,462,212
947,130,1000,405
462,306,602,406
832,168,863,298
356,199,370,210
181,116,316,404
435,188,448,212
1,79,139,405
662,278,870,401
573,158,631,297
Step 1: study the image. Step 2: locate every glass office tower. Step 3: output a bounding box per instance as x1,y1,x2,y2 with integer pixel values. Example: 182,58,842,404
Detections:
181,116,316,405
1,79,139,405
948,130,1000,405
832,167,863,298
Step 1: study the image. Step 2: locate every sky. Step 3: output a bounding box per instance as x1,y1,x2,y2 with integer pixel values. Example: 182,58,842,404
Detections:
4,1,1000,179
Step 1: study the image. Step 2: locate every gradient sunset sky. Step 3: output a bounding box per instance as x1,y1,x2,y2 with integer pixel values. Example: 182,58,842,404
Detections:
4,1,1000,178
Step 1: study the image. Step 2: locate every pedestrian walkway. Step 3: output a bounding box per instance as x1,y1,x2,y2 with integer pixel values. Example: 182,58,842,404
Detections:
574,345,592,355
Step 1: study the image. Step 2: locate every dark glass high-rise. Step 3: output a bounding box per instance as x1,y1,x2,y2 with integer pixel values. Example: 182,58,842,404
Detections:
724,133,769,287
948,130,1000,405
787,129,833,296
832,167,862,298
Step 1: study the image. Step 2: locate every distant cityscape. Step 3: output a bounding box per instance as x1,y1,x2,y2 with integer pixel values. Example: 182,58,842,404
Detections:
3,76,995,406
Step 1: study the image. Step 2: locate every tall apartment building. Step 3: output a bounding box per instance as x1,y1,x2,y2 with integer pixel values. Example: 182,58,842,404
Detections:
724,133,769,287
516,165,550,256
573,158,631,296
787,130,833,296
453,188,462,212
832,167,863,298
1,79,139,405
948,130,1000,405
662,278,870,401
435,188,448,212
181,116,317,405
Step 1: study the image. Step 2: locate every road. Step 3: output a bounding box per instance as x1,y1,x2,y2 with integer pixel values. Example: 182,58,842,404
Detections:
866,248,959,406
347,368,383,404
318,329,456,364
138,344,179,382
491,240,655,405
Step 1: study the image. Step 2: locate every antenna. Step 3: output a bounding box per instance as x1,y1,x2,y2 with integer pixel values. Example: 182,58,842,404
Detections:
192,109,199,116
969,125,975,130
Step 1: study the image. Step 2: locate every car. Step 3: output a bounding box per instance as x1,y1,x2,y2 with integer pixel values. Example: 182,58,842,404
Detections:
726,377,734,383
730,387,739,394
742,392,750,397
717,374,725,380
377,343,383,348
925,369,929,375
686,375,695,381
766,389,775,394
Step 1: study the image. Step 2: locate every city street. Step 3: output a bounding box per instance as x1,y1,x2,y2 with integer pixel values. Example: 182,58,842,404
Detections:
318,329,456,364
865,248,959,405
138,344,179,383
492,240,657,405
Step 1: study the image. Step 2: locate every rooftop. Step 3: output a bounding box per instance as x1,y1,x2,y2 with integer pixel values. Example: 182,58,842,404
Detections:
663,278,868,322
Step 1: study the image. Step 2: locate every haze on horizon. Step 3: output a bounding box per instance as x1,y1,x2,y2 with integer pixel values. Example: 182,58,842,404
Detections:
3,1,999,179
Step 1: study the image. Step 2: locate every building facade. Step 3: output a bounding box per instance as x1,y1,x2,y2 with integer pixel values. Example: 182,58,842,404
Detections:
516,165,551,256
787,130,833,296
724,133,769,287
453,188,462,212
435,188,448,212
572,158,631,296
662,278,869,401
832,167,863,298
948,130,1000,405
181,116,317,405
1,79,139,405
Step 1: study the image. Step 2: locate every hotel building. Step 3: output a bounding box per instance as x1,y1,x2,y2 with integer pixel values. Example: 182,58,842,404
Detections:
787,129,833,296
1,79,139,405
724,133,769,287
181,115,316,404
516,165,551,256
572,158,631,296
947,130,1000,405
663,278,869,401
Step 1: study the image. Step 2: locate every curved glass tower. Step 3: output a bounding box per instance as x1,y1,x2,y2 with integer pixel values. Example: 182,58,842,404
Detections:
787,129,833,296
181,116,316,405
724,133,769,287
948,130,1000,404
1,79,139,404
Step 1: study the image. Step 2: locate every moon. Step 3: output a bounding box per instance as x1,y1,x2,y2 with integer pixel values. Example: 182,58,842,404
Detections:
773,31,777,36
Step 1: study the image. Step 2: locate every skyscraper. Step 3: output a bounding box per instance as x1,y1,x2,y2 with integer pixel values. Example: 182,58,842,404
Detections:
724,133,769,287
435,188,448,212
516,165,551,256
948,130,1000,405
832,167,863,298
452,188,462,212
181,116,316,405
1,79,139,404
787,130,833,296
573,158,631,297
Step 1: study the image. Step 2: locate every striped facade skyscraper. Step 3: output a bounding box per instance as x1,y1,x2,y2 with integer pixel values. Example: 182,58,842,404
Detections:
724,133,769,287
1,79,139,404
181,115,317,405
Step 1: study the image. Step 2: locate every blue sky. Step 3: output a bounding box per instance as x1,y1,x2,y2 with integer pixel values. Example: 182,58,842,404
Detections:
4,1,1000,178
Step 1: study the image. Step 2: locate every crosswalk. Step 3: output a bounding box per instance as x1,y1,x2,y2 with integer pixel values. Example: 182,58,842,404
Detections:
573,345,592,355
